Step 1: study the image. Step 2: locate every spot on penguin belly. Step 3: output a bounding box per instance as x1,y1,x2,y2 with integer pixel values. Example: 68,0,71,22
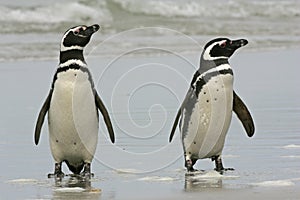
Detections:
184,74,233,158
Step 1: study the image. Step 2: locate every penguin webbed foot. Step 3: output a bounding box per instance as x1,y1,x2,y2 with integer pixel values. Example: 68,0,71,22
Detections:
223,167,234,171
48,162,65,179
47,171,65,179
80,172,94,179
185,158,201,173
214,167,235,175
212,156,234,174
80,163,94,179
187,167,198,173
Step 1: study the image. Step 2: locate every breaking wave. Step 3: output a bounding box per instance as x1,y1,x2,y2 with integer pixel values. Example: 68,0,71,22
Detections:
111,0,300,18
0,0,299,61
0,0,299,34
0,1,111,33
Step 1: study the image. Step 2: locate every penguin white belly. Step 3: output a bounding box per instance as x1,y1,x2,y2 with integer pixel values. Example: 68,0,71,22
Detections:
182,74,233,159
48,69,98,166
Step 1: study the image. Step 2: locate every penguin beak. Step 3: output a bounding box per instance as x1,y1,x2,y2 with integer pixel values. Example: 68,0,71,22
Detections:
85,24,100,36
230,39,248,49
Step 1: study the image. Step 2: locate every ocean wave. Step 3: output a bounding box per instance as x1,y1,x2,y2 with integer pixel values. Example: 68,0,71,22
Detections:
0,0,299,61
0,1,112,33
111,0,300,18
0,0,299,33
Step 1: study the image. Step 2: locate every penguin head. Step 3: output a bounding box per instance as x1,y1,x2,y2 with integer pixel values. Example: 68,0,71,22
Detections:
201,38,248,61
60,24,100,52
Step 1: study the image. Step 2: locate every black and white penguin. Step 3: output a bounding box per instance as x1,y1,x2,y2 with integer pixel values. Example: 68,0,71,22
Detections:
34,24,115,178
169,38,255,172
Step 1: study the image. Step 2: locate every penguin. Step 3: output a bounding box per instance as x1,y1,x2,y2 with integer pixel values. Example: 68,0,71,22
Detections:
34,24,115,178
169,38,255,173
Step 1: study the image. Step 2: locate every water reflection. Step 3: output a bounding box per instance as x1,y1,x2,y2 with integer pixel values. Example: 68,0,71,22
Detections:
184,172,223,191
52,175,101,200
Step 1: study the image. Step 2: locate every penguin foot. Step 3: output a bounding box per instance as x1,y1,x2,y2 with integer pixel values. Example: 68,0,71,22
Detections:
48,162,64,179
214,167,234,174
187,168,198,172
48,172,64,179
80,163,94,179
224,167,234,171
185,159,198,172
47,170,64,179
212,156,234,174
80,172,94,179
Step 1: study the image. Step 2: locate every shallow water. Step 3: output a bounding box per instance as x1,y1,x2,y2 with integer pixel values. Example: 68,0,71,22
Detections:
0,48,299,199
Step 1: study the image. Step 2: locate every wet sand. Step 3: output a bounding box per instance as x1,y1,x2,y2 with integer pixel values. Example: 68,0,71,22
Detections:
0,48,299,199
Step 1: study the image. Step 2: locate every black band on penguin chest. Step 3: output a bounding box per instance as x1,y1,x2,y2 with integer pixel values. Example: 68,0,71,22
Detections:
51,64,94,89
191,68,233,97
60,50,85,64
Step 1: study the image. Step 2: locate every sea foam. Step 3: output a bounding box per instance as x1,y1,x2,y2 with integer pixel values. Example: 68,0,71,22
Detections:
54,187,86,193
6,179,39,184
253,180,295,187
138,176,178,182
111,0,300,18
282,144,300,149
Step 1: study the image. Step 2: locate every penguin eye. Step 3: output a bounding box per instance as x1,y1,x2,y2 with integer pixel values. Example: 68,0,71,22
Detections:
220,42,226,48
73,27,83,36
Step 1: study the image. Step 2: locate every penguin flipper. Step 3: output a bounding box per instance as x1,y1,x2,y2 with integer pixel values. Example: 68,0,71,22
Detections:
34,89,53,145
169,108,181,142
169,88,194,142
233,91,255,137
95,91,115,143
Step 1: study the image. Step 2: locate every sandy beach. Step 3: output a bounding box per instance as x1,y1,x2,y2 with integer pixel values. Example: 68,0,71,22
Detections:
0,0,300,199
0,47,299,200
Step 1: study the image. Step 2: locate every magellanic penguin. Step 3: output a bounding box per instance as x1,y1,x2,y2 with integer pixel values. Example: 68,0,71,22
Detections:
169,38,255,173
34,24,115,178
